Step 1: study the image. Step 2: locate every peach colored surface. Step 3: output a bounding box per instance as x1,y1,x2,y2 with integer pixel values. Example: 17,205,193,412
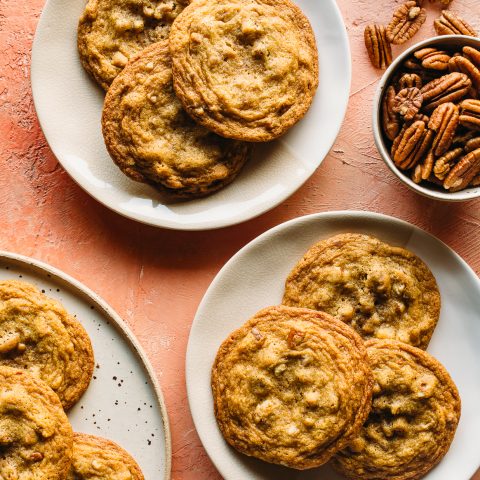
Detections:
0,0,479,478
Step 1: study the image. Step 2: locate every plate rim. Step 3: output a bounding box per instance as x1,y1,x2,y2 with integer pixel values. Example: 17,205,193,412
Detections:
186,209,480,480
0,249,172,480
30,0,352,231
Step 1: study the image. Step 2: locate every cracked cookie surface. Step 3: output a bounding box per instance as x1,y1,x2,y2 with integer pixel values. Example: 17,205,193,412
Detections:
67,433,144,480
78,0,189,90
211,305,373,469
169,0,318,142
0,366,73,479
0,280,94,410
283,233,440,349
102,41,250,198
332,339,461,480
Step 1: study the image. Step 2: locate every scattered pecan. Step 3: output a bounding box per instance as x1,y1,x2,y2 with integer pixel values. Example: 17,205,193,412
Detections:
465,136,480,152
382,85,400,141
448,56,480,90
393,87,423,121
463,46,480,68
459,99,480,130
420,72,471,112
365,25,392,69
387,1,426,45
415,48,451,71
392,120,433,169
444,148,480,191
434,11,477,37
398,73,422,90
429,102,459,156
433,147,463,180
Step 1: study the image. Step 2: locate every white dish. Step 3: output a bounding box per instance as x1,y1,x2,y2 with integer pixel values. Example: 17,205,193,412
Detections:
30,0,350,230
0,251,171,480
186,211,480,480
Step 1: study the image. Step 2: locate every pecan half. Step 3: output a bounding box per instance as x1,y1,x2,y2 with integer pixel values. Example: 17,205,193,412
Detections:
393,87,423,121
398,73,423,90
459,99,480,130
387,2,426,45
444,148,480,191
470,174,480,186
420,72,471,112
404,57,423,71
365,25,392,69
463,46,480,68
412,149,435,182
465,136,480,152
448,56,480,90
429,102,459,156
434,11,477,37
392,121,433,169
415,48,451,71
433,147,463,180
382,86,400,141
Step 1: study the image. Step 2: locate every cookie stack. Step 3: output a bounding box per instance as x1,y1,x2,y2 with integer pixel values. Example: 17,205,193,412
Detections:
77,0,319,199
0,280,144,479
212,234,461,479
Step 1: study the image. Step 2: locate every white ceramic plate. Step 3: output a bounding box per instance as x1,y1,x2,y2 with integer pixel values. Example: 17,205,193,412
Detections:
0,252,171,480
30,0,350,230
186,211,480,480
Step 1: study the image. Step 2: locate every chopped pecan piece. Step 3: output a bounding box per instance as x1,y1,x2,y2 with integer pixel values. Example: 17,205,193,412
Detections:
394,87,423,121
434,11,477,37
392,121,433,170
287,329,305,349
465,136,480,152
463,46,480,68
420,72,471,112
429,102,459,156
387,1,426,45
444,148,480,191
459,99,480,130
398,73,422,90
415,48,451,71
448,56,480,90
382,86,401,141
433,147,463,180
365,25,392,69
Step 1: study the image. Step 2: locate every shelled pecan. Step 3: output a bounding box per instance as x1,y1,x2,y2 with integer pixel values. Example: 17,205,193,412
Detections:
434,11,477,37
459,99,480,130
412,149,435,183
429,102,459,156
382,86,400,141
465,136,480,152
421,72,471,112
415,48,451,71
444,148,480,191
433,147,463,180
393,87,423,121
365,25,392,69
392,121,433,169
463,46,480,68
448,56,480,90
398,73,423,90
470,174,480,186
387,2,426,45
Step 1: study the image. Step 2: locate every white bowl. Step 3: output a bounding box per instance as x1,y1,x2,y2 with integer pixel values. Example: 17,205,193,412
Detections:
373,35,480,202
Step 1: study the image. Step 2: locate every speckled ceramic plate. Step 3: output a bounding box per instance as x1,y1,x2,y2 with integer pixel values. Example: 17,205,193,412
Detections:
30,0,350,230
0,251,171,480
187,211,480,480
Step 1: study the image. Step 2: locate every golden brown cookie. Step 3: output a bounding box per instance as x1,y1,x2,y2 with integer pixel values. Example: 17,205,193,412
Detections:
169,0,319,142
283,233,441,349
78,0,189,90
0,366,73,478
0,280,94,410
211,305,373,469
102,41,250,198
67,433,144,480
332,339,461,480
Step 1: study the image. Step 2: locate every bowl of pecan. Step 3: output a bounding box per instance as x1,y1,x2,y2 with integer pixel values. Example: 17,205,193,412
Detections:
374,35,480,201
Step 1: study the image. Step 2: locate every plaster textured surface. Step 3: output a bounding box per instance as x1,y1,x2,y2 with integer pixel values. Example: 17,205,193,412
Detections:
0,0,479,478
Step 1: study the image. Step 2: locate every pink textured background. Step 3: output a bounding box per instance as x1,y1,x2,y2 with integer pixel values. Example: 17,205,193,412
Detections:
0,0,479,478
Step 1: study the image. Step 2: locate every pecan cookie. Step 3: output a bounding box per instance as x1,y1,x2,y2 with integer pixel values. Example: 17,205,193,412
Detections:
77,0,189,90
332,339,461,480
169,0,319,142
102,41,250,198
67,433,144,479
283,234,440,349
0,280,94,410
0,366,73,478
212,305,373,469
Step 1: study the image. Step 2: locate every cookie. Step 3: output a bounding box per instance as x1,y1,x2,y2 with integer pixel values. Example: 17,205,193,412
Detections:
169,0,319,142
211,305,373,469
0,280,94,410
102,41,250,198
283,233,441,349
0,366,73,478
78,0,189,90
67,433,144,480
332,339,461,480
